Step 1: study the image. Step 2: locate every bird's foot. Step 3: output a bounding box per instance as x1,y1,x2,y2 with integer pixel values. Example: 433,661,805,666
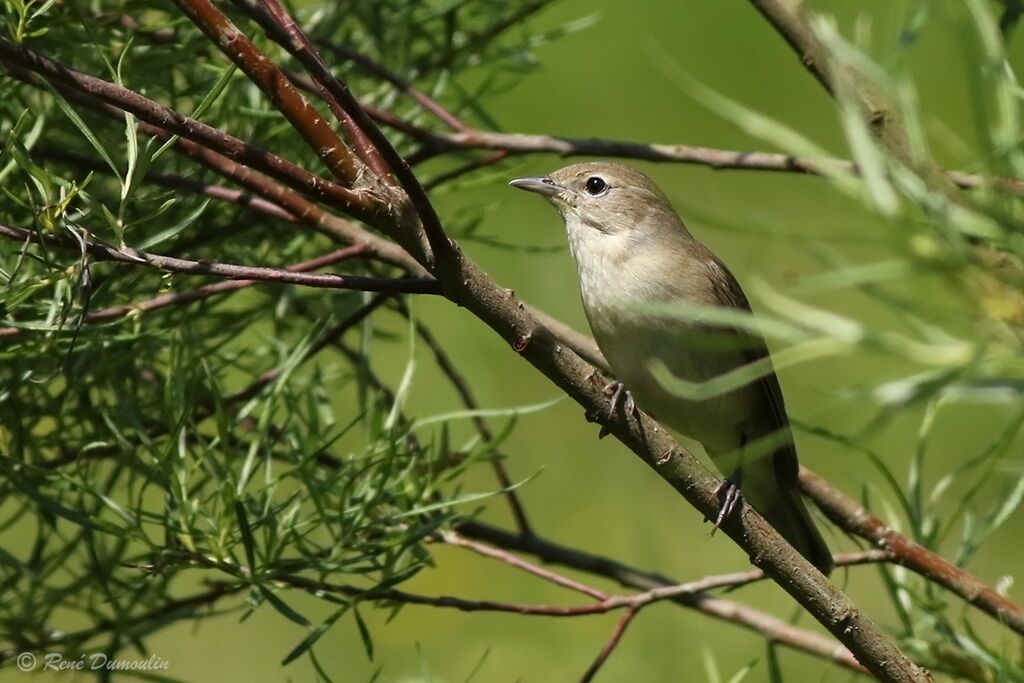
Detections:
599,380,637,439
709,472,742,536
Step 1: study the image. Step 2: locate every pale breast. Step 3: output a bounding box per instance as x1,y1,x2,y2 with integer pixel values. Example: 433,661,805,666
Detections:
570,230,757,457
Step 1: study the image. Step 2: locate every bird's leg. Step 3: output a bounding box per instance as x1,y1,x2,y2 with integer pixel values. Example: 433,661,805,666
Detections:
710,471,742,536
599,380,638,438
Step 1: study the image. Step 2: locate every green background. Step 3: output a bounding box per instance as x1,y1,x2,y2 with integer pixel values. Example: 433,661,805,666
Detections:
20,1,1024,681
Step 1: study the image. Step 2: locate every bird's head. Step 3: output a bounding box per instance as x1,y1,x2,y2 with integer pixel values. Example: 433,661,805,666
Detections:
509,161,684,238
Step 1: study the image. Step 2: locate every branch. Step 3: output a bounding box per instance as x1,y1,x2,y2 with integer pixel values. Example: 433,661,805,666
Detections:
580,606,639,683
801,467,1024,636
0,223,439,295
222,0,448,265
440,531,606,600
172,0,365,186
410,129,1024,194
0,246,369,341
316,40,468,132
232,0,392,179
456,521,869,674
0,45,374,220
401,305,534,537
744,0,951,192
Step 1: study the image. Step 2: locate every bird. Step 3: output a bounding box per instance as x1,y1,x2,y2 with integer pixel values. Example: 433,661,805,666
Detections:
510,161,833,573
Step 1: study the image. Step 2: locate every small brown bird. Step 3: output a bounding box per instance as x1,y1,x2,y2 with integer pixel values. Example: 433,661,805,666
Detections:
511,162,833,573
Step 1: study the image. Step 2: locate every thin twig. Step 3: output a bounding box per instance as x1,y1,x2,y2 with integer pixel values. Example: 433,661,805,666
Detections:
0,246,369,340
579,605,639,683
440,530,606,600
457,520,868,674
0,223,439,294
316,40,468,132
0,43,374,219
399,302,534,537
407,128,1024,195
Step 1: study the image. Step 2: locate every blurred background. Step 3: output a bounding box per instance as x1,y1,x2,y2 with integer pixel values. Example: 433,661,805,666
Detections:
7,0,1023,681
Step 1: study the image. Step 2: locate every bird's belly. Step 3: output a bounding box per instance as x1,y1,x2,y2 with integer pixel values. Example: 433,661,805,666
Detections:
590,307,754,458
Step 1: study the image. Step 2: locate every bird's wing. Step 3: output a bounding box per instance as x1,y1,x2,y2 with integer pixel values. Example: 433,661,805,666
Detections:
705,255,798,486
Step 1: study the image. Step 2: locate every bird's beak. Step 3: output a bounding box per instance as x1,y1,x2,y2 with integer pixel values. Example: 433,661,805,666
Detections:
509,176,562,197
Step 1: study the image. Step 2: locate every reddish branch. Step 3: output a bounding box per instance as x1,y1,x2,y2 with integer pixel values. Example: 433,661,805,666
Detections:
220,0,448,263
0,40,374,220
580,606,639,683
0,223,439,294
801,468,1024,636
441,531,606,600
231,0,392,179
457,520,871,674
172,0,364,186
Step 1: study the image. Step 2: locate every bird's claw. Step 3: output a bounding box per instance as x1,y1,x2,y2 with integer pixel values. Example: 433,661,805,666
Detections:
710,473,742,536
599,381,637,438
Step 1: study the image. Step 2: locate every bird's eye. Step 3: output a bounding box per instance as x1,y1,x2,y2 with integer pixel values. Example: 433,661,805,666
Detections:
584,176,607,195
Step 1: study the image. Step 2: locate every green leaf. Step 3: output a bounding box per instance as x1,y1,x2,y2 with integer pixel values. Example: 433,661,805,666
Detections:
281,605,350,666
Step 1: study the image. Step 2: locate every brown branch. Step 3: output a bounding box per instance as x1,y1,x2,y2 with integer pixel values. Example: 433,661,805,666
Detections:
800,467,1024,636
399,303,534,537
457,520,868,674
0,223,439,295
409,128,1024,195
0,246,369,341
316,40,468,132
232,0,392,179
172,0,364,186
580,605,639,683
0,45,375,221
15,81,425,277
744,0,952,193
218,0,447,266
440,531,606,600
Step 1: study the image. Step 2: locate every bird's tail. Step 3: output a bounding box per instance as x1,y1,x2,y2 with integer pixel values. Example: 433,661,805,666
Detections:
756,483,834,575
739,447,834,574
